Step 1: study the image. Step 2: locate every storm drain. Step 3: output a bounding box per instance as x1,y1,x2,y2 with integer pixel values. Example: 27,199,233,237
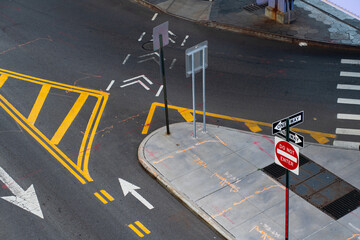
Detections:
243,3,267,12
262,154,360,220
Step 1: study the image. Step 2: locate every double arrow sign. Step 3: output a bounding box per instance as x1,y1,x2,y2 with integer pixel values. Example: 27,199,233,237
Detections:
272,111,304,147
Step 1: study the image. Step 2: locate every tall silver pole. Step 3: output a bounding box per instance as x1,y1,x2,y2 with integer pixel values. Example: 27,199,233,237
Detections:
192,53,196,138
202,48,206,133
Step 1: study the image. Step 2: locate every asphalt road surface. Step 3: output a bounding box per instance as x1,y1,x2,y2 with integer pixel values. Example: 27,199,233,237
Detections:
0,0,359,239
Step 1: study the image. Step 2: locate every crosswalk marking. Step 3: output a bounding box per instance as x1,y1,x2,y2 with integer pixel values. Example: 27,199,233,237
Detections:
337,113,360,120
28,85,51,124
51,93,88,145
341,59,360,65
340,71,360,78
336,128,360,136
337,84,360,91
333,140,360,149
337,98,360,105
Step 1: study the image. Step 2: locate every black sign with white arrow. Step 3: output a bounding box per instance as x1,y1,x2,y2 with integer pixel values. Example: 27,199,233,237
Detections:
272,111,304,135
277,130,304,148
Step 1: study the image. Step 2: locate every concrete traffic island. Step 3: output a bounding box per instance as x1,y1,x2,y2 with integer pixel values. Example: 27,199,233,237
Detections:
138,122,360,240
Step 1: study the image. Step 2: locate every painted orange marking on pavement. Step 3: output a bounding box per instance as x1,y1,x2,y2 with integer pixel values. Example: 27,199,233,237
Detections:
51,93,88,145
347,234,360,240
0,68,108,184
176,146,195,153
128,221,150,238
153,155,174,164
27,84,51,124
211,207,232,218
142,102,335,145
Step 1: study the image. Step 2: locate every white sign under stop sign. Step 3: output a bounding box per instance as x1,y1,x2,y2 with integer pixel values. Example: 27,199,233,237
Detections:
274,136,299,175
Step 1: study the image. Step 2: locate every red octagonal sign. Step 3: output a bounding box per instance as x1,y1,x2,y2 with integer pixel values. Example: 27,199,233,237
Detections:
274,137,299,175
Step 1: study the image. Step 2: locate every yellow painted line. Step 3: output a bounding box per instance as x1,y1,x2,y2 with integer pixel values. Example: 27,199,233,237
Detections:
77,97,101,169
0,68,108,96
94,192,108,204
100,190,114,201
0,95,86,184
27,84,51,124
142,101,158,134
310,133,330,144
245,122,262,133
135,221,150,235
178,108,193,122
142,102,336,143
128,224,144,237
51,93,88,145
82,94,108,179
0,74,8,88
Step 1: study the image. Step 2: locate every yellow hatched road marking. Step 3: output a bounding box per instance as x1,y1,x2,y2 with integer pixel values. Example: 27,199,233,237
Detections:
0,95,87,184
77,98,101,169
51,93,88,145
82,94,108,179
94,192,108,204
0,74,8,88
128,224,144,237
135,221,150,234
0,68,109,184
100,190,114,201
28,84,51,124
142,102,336,144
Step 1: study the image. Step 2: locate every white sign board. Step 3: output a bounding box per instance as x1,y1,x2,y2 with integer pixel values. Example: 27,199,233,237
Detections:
153,22,169,51
185,40,208,78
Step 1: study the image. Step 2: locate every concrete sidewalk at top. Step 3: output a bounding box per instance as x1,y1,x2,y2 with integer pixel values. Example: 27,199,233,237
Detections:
138,122,360,240
135,0,360,48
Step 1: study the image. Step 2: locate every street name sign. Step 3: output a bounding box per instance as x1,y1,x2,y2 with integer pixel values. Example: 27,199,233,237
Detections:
277,130,304,148
272,111,304,134
275,137,299,175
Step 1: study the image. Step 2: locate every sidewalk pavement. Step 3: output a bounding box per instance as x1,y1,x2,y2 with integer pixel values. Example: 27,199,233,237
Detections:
138,122,360,240
135,0,360,48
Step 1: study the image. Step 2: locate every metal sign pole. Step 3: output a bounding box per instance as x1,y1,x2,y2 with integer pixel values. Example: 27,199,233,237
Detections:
159,34,170,135
285,118,290,240
202,48,206,133
192,53,196,138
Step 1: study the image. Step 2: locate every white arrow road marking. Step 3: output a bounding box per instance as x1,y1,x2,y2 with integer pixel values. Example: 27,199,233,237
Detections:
119,178,154,210
0,167,43,219
138,32,146,42
181,35,189,46
169,38,175,44
120,75,153,91
139,52,159,58
168,30,176,37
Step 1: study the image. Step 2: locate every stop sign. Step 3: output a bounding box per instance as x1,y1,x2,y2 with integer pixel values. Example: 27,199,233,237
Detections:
274,137,299,175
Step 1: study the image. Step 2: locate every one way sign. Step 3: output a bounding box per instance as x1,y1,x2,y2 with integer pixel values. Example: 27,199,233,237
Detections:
277,130,304,148
272,111,304,135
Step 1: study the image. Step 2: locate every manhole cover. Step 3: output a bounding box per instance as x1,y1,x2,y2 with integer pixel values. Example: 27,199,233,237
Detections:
262,154,360,220
142,41,153,51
